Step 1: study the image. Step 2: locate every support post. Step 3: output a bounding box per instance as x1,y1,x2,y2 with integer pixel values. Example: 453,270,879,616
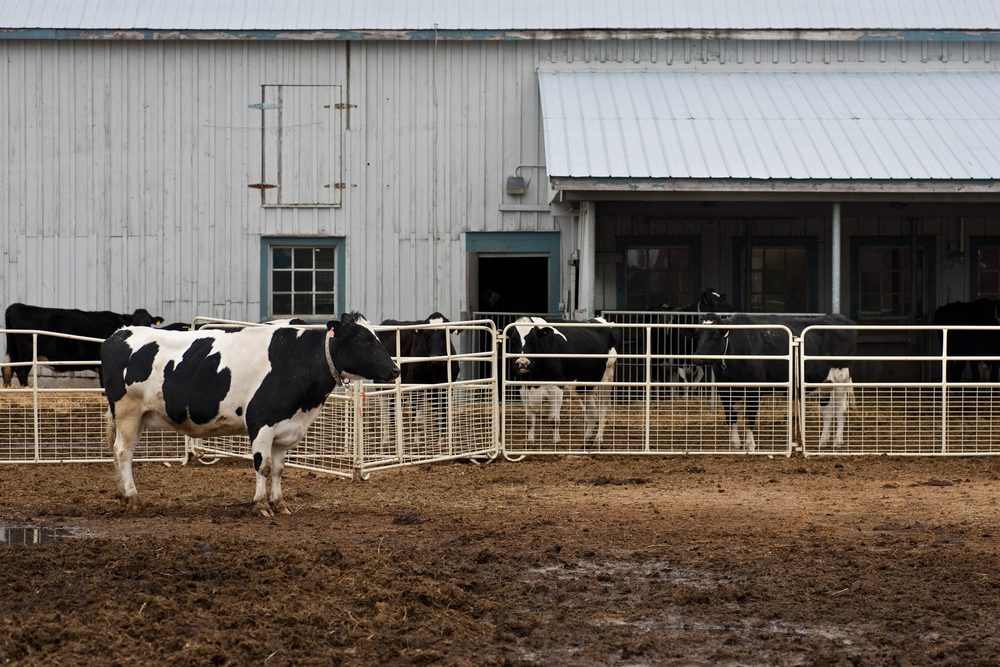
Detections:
576,201,596,319
831,202,842,314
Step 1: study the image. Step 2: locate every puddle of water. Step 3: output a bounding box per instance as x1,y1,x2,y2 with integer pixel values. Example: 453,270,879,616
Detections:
527,559,726,589
0,524,91,545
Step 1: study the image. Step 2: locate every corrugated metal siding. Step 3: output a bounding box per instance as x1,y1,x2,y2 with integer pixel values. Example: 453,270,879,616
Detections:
2,0,1000,31
539,69,1000,180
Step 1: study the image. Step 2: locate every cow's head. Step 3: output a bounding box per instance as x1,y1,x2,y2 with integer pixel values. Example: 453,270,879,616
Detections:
327,312,400,383
694,314,730,364
418,313,460,378
513,317,567,377
129,308,164,327
697,289,733,314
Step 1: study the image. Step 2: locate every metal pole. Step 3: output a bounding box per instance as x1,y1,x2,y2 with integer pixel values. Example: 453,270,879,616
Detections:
577,201,596,319
831,202,842,314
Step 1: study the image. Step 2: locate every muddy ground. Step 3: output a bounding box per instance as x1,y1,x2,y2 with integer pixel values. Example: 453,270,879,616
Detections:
2,454,1000,666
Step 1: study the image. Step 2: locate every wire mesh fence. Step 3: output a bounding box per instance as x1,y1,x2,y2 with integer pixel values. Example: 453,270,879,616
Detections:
800,324,1000,456
500,320,796,457
5,321,1000,467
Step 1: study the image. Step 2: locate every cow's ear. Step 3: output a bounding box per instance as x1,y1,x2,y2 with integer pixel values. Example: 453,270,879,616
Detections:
539,327,555,337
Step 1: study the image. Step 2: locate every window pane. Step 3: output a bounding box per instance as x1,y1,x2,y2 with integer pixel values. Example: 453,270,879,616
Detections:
272,271,292,292
273,248,292,270
293,271,312,291
315,247,336,269
316,293,337,313
273,293,292,315
294,294,314,314
316,271,336,292
294,248,313,269
786,249,806,271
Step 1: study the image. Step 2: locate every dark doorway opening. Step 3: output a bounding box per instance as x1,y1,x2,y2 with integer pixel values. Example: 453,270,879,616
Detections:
477,256,549,313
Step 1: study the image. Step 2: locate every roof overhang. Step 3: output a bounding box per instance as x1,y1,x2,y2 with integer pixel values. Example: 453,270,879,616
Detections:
552,178,1000,203
540,69,1000,202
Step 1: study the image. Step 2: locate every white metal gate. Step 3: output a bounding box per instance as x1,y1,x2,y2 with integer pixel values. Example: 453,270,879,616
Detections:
1,320,499,474
800,324,1000,456
501,321,795,457
190,319,500,477
0,329,187,463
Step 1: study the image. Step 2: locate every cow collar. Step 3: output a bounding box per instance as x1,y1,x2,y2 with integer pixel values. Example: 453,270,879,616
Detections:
324,334,345,386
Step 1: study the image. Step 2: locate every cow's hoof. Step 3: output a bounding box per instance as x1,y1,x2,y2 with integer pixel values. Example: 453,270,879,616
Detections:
255,502,274,518
273,501,292,515
123,496,141,512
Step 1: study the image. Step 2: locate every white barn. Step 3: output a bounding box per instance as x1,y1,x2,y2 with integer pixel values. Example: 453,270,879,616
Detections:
2,0,1000,346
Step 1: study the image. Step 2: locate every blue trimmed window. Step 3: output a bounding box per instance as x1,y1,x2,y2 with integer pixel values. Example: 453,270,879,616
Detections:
261,237,345,321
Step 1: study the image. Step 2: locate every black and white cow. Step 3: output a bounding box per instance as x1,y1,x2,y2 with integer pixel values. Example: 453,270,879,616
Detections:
507,316,621,445
377,313,460,446
932,299,1000,382
649,289,735,391
101,312,399,515
695,313,857,451
3,303,163,387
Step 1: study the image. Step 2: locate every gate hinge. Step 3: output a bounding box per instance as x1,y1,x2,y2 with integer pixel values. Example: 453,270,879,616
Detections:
248,183,277,190
324,183,348,189
324,103,357,110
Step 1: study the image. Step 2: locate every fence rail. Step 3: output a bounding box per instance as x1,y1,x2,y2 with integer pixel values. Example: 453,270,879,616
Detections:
5,319,1000,469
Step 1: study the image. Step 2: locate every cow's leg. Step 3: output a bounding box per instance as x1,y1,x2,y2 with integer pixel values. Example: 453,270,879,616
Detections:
268,445,292,515
520,388,538,444
109,405,144,508
744,389,759,453
251,428,276,517
580,390,596,442
719,387,742,449
549,387,564,445
592,382,611,445
433,387,449,450
1,352,11,387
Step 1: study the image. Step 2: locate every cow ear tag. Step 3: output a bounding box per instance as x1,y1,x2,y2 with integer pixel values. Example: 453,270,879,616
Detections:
328,329,335,339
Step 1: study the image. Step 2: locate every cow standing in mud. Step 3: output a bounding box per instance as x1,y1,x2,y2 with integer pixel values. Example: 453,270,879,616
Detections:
101,313,399,515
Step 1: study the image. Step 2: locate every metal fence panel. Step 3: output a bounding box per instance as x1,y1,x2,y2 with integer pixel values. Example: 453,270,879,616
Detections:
501,321,795,457
0,329,187,463
801,324,1000,456
193,319,500,477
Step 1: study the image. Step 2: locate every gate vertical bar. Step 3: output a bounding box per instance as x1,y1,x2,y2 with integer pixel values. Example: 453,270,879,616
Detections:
352,385,364,474
941,328,948,454
797,337,806,454
446,323,454,456
32,333,40,462
644,325,651,452
788,333,795,456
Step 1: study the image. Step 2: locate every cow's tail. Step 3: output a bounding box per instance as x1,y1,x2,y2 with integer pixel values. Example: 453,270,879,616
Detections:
1,351,10,387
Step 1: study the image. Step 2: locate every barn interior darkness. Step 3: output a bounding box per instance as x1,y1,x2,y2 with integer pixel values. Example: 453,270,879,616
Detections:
477,256,549,313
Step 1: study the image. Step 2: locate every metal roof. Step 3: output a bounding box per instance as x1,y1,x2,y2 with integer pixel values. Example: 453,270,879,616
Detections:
2,0,1000,32
538,69,1000,182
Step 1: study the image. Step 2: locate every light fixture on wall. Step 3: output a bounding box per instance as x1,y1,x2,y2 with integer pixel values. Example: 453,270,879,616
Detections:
505,175,527,196
504,164,546,197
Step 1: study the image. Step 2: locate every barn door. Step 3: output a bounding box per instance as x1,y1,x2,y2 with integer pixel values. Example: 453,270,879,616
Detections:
256,84,344,207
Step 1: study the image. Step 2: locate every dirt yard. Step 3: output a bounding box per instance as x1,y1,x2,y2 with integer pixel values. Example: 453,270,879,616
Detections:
2,454,1000,666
